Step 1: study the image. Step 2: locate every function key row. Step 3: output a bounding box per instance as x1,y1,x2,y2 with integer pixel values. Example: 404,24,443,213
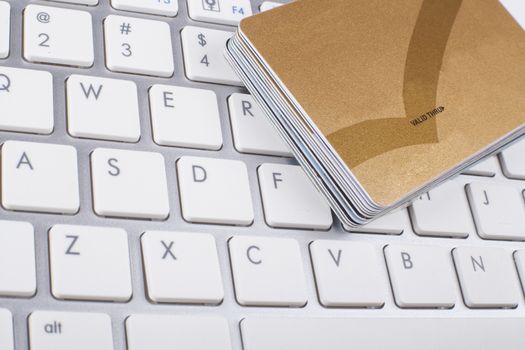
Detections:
2,220,525,310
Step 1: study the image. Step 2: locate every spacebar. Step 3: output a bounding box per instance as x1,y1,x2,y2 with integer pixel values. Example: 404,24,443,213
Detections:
241,317,525,350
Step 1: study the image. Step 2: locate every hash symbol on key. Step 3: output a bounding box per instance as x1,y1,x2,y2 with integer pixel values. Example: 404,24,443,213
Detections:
120,23,131,35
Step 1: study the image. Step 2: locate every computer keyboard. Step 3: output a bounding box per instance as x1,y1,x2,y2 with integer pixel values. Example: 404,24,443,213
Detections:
2,0,525,349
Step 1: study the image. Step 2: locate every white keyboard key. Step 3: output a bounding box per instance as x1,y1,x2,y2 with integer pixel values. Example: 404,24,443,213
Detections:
0,309,13,350
260,1,284,12
29,311,113,350
104,15,174,77
111,0,178,16
0,67,54,134
345,209,405,235
181,26,241,85
310,240,387,308
67,75,141,142
466,182,525,240
461,156,498,177
228,93,291,156
241,317,525,350
127,315,232,350
384,245,457,308
258,163,333,230
91,148,170,219
45,0,99,5
500,139,525,179
141,231,224,304
409,181,471,238
229,236,308,306
49,225,132,301
177,156,254,225
0,221,36,297
0,2,9,59
187,0,252,25
1,141,79,214
149,85,222,150
453,246,521,308
24,5,94,67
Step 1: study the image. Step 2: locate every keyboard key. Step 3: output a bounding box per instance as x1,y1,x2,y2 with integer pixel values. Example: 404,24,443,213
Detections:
126,315,232,350
91,148,170,219
409,181,471,238
453,246,521,308
461,156,498,177
29,311,113,350
149,85,222,150
104,15,174,77
111,0,178,16
228,93,291,156
240,317,525,350
500,139,525,179
0,67,54,134
24,5,94,67
258,163,332,230
260,1,284,12
384,245,457,308
229,236,308,306
1,141,79,214
0,221,36,297
345,209,405,235
187,0,252,26
141,231,224,304
49,225,132,301
0,2,9,59
181,26,241,85
45,0,99,4
67,75,141,142
177,156,254,225
466,182,525,240
310,240,387,308
0,309,13,350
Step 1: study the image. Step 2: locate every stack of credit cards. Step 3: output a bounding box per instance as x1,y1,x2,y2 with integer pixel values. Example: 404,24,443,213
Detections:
226,0,525,227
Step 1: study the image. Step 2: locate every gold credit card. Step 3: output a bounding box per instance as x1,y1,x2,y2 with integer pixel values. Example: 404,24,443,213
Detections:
239,0,525,206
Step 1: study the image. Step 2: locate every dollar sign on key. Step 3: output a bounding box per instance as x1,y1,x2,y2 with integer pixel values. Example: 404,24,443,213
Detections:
198,33,207,47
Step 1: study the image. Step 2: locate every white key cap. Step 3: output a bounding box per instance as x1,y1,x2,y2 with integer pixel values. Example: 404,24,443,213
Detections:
29,311,113,350
0,309,13,350
177,156,254,225
229,236,308,306
513,250,525,295
409,181,471,238
228,93,291,156
91,148,170,220
500,139,525,179
45,0,98,5
1,141,79,214
24,5,94,67
127,315,232,350
149,85,222,150
241,317,525,350
141,231,224,304
111,0,178,16
181,26,241,85
0,221,36,297
0,2,9,59
466,182,525,240
67,75,141,142
49,225,132,301
384,245,457,308
260,1,284,12
0,67,54,134
258,163,332,230
461,156,498,177
187,0,252,25
310,240,387,308
345,209,405,235
453,246,521,308
104,15,174,77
